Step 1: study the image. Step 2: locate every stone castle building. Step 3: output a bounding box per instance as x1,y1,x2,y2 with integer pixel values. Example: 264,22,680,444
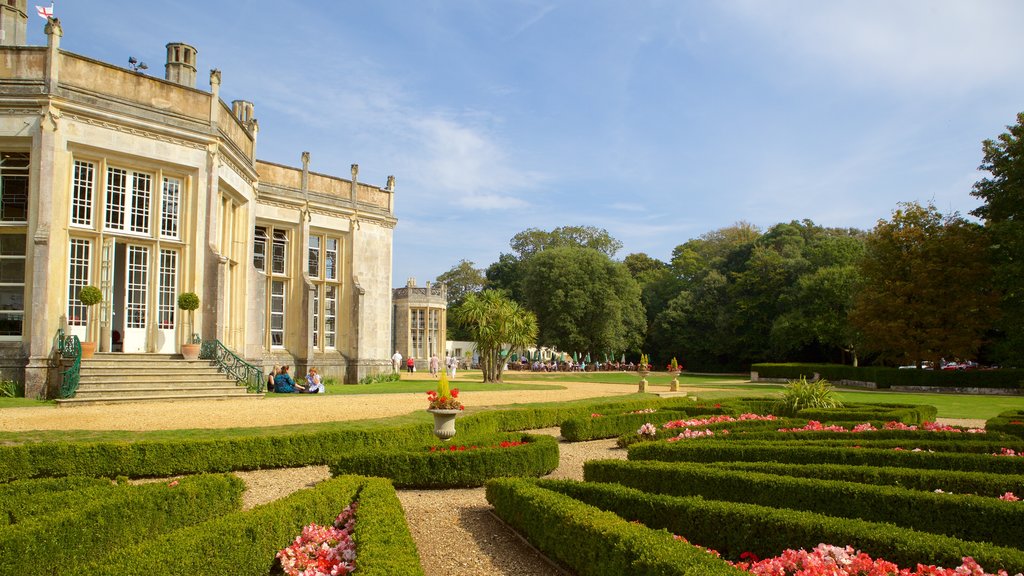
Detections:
0,5,397,396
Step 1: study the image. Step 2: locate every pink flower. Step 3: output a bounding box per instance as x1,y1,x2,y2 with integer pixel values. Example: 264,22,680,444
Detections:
999,492,1019,502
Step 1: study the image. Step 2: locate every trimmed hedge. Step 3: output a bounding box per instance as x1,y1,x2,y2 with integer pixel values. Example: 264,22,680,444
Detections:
584,459,1024,548
0,474,244,576
0,395,721,482
627,440,1024,473
714,430,1012,444
795,402,938,424
708,461,1024,497
84,475,422,576
539,478,1024,573
988,410,1024,439
561,406,733,442
485,477,745,576
328,434,560,488
0,476,115,526
753,362,1024,389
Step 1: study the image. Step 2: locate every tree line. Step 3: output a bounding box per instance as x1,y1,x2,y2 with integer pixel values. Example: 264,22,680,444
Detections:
437,114,1024,374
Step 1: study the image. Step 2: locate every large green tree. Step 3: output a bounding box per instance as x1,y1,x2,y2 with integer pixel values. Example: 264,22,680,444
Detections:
523,246,645,358
850,202,997,368
452,290,537,383
971,112,1024,367
436,259,488,340
510,225,623,259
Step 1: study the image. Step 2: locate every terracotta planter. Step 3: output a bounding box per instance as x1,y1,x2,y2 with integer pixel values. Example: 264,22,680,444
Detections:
181,343,200,360
427,408,460,441
80,341,96,359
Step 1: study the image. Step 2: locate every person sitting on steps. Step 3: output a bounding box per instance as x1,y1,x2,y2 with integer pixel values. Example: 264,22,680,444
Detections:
266,365,278,392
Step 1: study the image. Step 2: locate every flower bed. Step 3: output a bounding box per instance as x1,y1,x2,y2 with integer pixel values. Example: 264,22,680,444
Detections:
328,434,559,488
777,420,986,433
560,404,730,442
276,504,358,575
584,459,1024,548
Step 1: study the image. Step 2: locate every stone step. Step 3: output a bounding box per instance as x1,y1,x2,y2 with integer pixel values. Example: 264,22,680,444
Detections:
73,386,248,398
80,359,219,369
56,392,265,407
78,369,229,380
76,379,237,390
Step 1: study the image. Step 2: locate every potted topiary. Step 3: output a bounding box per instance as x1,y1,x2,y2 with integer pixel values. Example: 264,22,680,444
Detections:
77,285,103,359
177,292,200,360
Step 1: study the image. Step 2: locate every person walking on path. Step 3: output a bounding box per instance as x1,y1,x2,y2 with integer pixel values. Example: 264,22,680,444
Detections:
391,350,403,373
407,356,415,374
447,355,458,380
429,354,439,377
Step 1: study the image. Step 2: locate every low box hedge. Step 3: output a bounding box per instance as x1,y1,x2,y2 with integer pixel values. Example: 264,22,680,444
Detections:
584,459,1024,548
328,434,559,488
987,410,1024,439
708,460,1024,497
795,402,938,424
561,406,733,442
84,475,422,576
753,363,1024,390
539,478,1024,573
0,473,244,576
485,477,745,576
0,476,116,526
627,440,1024,474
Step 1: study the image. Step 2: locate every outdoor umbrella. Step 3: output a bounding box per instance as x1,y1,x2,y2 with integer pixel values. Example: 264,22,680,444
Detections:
585,353,591,363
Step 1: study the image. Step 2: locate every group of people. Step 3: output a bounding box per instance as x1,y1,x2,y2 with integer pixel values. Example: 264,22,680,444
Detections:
507,358,648,373
266,364,325,394
391,350,460,379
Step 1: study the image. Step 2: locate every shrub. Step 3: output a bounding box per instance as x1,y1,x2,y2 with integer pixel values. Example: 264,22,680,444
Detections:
538,479,1024,573
987,410,1024,439
584,459,1024,548
0,481,123,527
358,371,401,385
0,474,243,576
328,434,559,488
627,440,1024,474
560,405,730,442
752,363,1024,390
708,461,1024,497
0,379,22,398
485,477,745,576
86,475,422,576
773,376,842,416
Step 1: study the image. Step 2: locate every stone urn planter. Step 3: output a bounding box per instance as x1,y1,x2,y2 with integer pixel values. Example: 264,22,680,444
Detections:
669,370,681,392
638,369,650,393
427,409,460,441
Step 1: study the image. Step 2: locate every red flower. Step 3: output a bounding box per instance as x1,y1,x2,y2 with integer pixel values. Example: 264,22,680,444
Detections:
450,388,459,398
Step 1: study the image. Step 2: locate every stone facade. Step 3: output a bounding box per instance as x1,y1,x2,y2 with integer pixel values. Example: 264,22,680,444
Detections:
392,279,447,370
0,11,397,396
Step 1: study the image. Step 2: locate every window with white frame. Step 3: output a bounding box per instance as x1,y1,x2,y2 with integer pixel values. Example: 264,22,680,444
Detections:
271,230,287,274
71,160,94,227
325,238,337,280
0,153,28,223
160,177,181,239
157,249,177,330
270,280,285,347
105,167,153,235
0,234,25,337
411,309,425,358
308,235,320,278
67,238,91,327
324,285,336,349
312,285,320,348
126,245,148,329
253,226,267,271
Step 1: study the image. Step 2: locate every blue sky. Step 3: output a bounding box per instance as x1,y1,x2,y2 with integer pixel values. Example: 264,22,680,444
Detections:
30,1,1024,286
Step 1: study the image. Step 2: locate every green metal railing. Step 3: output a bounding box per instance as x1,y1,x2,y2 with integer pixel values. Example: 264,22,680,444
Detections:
199,339,264,393
55,329,82,399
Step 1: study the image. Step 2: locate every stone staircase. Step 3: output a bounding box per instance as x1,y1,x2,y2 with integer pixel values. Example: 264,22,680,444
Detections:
55,353,263,407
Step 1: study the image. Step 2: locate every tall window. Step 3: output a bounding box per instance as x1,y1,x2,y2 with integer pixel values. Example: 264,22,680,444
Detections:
105,167,152,234
126,246,148,329
0,234,25,337
324,285,336,348
157,250,177,329
312,285,320,348
308,236,320,278
411,309,425,358
71,160,94,227
0,153,28,223
67,239,91,327
271,230,287,274
428,309,440,357
310,234,341,350
253,226,267,271
160,177,180,239
270,280,285,347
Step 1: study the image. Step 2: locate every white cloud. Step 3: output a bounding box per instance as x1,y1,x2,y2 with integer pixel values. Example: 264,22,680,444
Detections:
719,0,1024,95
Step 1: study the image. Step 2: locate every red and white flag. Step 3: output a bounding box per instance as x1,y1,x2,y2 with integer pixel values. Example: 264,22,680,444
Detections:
35,4,54,20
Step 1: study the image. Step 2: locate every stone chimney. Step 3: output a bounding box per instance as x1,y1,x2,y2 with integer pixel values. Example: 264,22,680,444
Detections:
164,42,197,87
230,99,257,131
0,0,27,46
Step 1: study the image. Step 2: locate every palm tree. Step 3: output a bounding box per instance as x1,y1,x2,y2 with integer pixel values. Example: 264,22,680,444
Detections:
453,290,538,383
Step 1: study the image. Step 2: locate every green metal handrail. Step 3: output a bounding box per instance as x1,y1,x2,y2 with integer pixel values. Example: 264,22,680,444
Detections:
55,329,82,399
199,339,264,393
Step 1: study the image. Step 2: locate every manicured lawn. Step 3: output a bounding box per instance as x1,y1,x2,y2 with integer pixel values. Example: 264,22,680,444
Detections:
266,377,563,397
499,371,749,387
0,397,51,409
